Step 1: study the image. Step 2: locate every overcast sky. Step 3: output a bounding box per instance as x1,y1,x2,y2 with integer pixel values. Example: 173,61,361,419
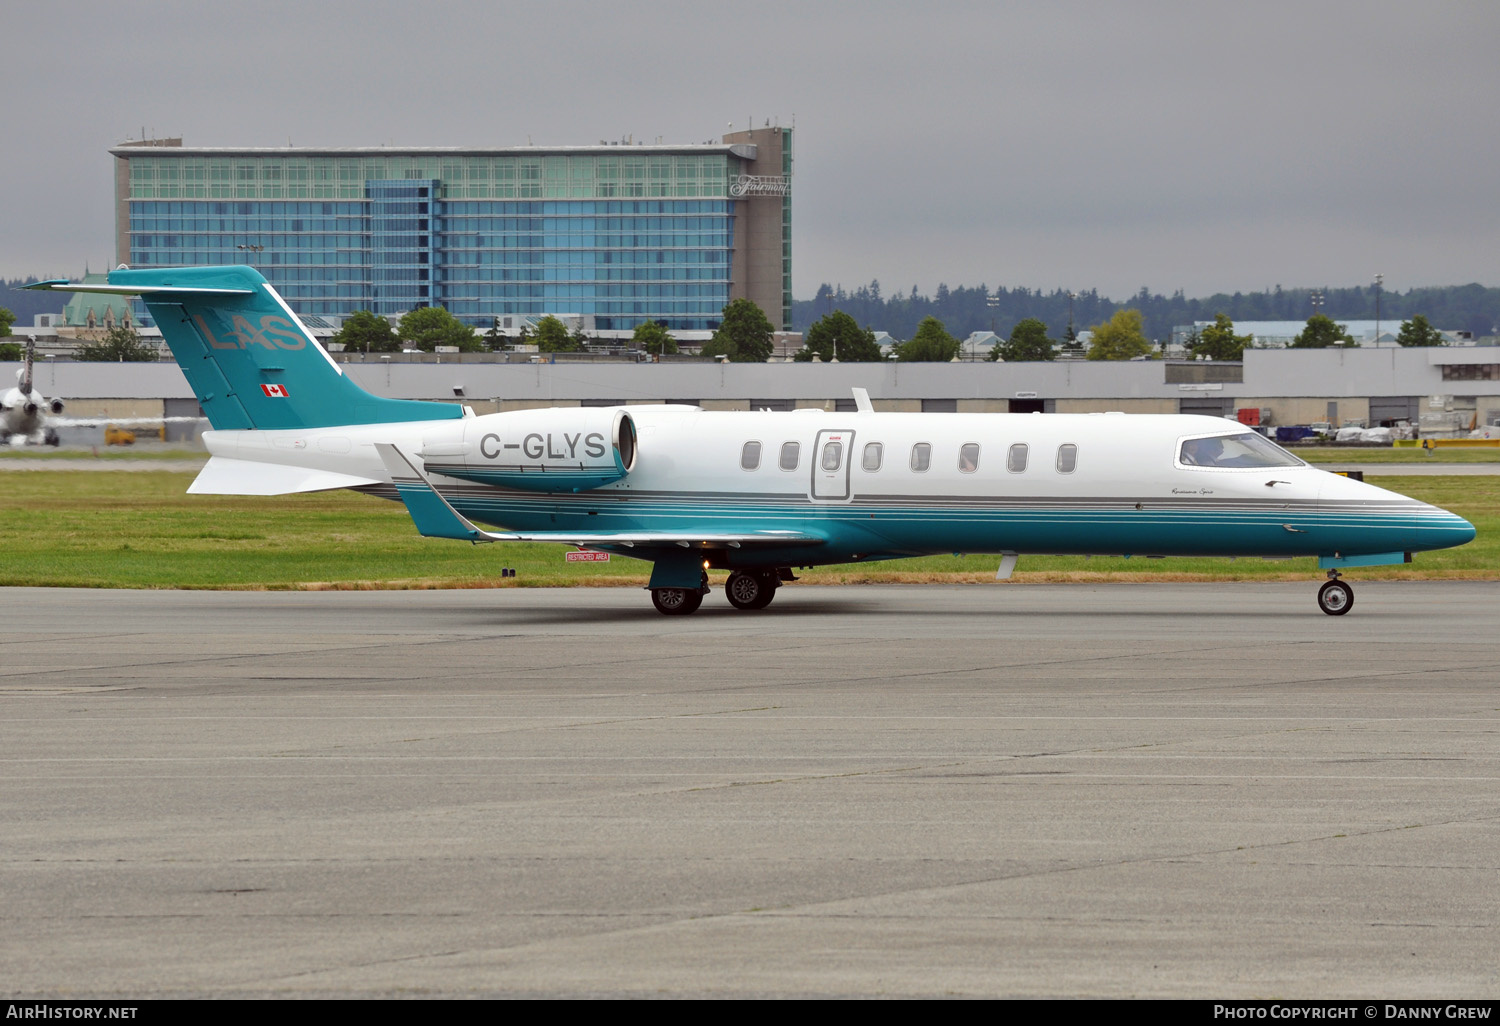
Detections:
5,0,1496,300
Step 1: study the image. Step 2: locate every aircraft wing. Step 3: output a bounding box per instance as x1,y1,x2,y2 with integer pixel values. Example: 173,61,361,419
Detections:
374,444,821,549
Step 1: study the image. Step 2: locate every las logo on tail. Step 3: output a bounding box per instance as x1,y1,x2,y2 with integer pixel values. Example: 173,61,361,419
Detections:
28,266,1475,615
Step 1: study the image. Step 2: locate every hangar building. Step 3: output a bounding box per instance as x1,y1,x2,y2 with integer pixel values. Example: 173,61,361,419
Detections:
20,347,1500,442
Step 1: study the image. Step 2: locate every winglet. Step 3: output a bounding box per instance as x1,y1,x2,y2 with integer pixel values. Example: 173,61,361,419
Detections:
374,443,497,543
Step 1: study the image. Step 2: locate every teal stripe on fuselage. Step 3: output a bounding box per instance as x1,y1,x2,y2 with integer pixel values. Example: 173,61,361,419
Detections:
360,482,1470,563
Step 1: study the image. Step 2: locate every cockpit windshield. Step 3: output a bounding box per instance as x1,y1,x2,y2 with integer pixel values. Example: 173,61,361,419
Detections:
1178,432,1304,469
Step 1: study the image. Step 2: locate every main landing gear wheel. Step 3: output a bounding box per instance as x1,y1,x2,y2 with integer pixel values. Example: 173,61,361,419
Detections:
1318,579,1354,616
725,571,778,610
652,587,704,615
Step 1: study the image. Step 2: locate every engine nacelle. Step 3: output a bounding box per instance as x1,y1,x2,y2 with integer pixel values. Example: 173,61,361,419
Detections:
49,399,64,415
420,407,637,493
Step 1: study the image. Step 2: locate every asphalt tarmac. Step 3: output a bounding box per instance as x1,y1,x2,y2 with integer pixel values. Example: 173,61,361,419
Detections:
3,582,1498,998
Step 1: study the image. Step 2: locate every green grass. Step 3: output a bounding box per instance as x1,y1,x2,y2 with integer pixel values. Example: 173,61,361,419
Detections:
1291,446,1500,464
0,448,206,461
0,471,1492,590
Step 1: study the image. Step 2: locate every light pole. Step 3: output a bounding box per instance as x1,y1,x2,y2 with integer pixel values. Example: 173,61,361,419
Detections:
236,243,264,265
986,292,999,362
1374,273,1383,345
1310,289,1324,317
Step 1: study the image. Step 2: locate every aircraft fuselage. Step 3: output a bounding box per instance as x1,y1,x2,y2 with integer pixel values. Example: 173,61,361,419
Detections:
32,265,1474,616
199,407,1475,569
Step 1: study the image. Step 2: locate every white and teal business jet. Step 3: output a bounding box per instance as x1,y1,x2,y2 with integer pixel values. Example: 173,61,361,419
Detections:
28,267,1475,616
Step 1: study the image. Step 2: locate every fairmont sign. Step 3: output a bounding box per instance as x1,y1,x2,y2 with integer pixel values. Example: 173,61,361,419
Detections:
729,174,791,197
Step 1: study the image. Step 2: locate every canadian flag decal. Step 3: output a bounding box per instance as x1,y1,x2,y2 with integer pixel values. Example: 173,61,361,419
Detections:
262,384,289,397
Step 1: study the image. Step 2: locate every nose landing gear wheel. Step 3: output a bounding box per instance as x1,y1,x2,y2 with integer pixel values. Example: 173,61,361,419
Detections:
652,587,704,615
1317,579,1354,616
725,571,778,610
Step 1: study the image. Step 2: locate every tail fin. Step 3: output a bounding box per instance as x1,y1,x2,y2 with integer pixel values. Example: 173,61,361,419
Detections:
27,266,461,431
19,336,34,396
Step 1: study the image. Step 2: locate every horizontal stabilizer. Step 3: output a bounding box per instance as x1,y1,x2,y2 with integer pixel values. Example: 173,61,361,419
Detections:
188,456,380,495
23,281,254,297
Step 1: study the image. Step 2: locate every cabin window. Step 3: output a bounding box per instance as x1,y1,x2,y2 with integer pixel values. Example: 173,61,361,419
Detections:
1007,443,1029,473
1178,433,1303,469
958,443,980,473
779,441,800,471
821,440,844,471
862,442,883,472
1056,444,1078,474
910,442,931,473
740,441,762,471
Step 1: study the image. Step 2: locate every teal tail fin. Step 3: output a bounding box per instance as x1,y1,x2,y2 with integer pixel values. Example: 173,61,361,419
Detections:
29,266,462,431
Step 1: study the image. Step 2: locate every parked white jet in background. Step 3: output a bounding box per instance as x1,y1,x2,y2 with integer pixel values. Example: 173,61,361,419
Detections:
28,267,1477,615
0,337,64,446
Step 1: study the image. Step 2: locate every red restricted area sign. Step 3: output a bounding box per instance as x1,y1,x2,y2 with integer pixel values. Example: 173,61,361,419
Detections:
565,551,611,562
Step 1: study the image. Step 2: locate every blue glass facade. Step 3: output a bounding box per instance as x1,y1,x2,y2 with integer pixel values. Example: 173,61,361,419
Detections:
441,200,732,327
115,146,771,331
367,181,438,317
127,201,371,317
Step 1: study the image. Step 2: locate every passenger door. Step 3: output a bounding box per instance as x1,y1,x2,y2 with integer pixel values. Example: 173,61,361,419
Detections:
811,429,854,500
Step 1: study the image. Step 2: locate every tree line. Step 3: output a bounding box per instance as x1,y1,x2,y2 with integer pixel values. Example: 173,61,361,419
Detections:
325,303,765,360
793,280,1500,342
795,308,1453,363
0,297,1467,366
9,274,1500,345
0,299,1046,364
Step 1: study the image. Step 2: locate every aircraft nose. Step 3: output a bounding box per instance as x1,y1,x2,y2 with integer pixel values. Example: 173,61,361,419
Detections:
1435,508,1477,549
